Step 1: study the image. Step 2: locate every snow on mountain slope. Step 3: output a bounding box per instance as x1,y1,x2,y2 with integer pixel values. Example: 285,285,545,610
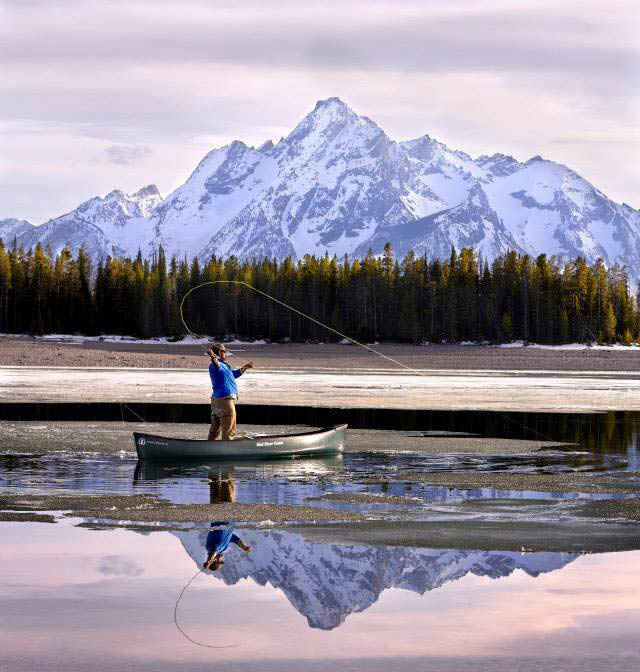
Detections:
481,156,637,268
372,183,524,260
12,97,640,282
0,218,34,244
176,527,576,631
151,141,278,261
400,135,477,216
17,186,162,259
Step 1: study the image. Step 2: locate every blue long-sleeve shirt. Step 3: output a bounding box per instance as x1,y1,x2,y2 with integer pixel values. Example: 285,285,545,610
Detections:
209,360,243,399
206,522,240,555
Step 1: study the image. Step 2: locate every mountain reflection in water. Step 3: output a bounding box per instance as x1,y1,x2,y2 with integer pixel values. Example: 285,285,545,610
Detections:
175,527,577,630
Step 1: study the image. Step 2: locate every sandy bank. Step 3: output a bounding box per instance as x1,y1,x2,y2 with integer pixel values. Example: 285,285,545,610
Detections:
295,520,640,553
0,493,363,523
4,492,640,550
3,337,640,372
375,471,640,496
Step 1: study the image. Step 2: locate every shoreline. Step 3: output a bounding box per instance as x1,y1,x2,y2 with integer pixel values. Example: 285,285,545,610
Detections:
3,336,640,372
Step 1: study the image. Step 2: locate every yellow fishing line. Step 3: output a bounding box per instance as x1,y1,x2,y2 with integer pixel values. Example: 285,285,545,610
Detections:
180,280,559,443
179,280,427,375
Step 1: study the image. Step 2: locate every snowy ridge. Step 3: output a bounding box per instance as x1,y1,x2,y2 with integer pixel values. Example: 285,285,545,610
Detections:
175,528,576,630
8,97,640,283
16,186,162,259
0,218,34,242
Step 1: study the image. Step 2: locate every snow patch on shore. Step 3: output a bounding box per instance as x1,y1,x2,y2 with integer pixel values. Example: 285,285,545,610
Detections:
1,333,638,350
0,334,267,346
500,340,640,351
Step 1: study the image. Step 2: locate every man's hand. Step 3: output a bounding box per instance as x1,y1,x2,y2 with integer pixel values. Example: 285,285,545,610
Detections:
243,361,254,371
207,349,219,366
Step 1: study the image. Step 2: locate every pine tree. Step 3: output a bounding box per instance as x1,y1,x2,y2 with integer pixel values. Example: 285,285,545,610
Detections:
0,241,11,333
500,310,513,342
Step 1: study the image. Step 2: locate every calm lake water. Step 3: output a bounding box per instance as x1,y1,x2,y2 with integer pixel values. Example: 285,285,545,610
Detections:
1,415,640,670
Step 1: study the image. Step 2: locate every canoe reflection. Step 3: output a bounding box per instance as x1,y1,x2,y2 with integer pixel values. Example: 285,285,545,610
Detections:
133,455,344,483
175,527,579,631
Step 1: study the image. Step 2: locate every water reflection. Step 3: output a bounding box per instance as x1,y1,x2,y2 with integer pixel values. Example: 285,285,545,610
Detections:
133,456,344,484
202,521,251,572
175,526,578,630
209,473,235,504
1,520,639,671
0,450,629,523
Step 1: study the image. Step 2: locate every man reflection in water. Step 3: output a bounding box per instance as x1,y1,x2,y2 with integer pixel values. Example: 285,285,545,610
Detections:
203,522,251,572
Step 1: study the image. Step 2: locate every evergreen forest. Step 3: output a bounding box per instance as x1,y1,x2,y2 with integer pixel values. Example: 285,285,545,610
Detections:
0,239,638,345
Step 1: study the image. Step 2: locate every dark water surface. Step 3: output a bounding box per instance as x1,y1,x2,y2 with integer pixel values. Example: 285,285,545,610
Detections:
4,403,640,450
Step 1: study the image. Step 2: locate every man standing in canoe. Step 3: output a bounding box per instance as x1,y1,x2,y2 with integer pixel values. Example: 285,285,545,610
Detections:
207,343,253,441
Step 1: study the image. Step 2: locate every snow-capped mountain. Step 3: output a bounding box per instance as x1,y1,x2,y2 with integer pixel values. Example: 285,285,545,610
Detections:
175,527,576,630
0,218,34,243
7,97,640,282
16,185,162,259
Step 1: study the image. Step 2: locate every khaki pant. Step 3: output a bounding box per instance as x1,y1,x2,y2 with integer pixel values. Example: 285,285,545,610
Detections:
209,397,237,441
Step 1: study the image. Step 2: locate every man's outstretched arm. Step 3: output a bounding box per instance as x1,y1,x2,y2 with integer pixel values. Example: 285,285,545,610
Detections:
233,361,254,378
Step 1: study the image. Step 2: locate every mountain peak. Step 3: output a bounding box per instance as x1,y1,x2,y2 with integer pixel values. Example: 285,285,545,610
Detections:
257,139,274,153
133,184,161,199
313,96,349,111
303,96,357,127
281,96,380,156
0,218,34,241
105,189,125,200
477,152,516,163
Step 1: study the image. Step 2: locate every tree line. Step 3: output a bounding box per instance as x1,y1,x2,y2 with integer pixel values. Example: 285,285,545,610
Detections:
0,239,638,344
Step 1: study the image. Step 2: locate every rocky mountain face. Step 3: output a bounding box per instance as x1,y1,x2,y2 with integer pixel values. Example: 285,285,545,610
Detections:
176,527,576,631
7,98,639,282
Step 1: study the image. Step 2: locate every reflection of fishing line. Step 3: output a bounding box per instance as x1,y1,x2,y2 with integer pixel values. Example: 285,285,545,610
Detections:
174,569,239,649
180,281,558,442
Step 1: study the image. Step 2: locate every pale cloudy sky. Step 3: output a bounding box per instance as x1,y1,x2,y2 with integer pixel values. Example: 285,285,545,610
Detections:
1,0,638,223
